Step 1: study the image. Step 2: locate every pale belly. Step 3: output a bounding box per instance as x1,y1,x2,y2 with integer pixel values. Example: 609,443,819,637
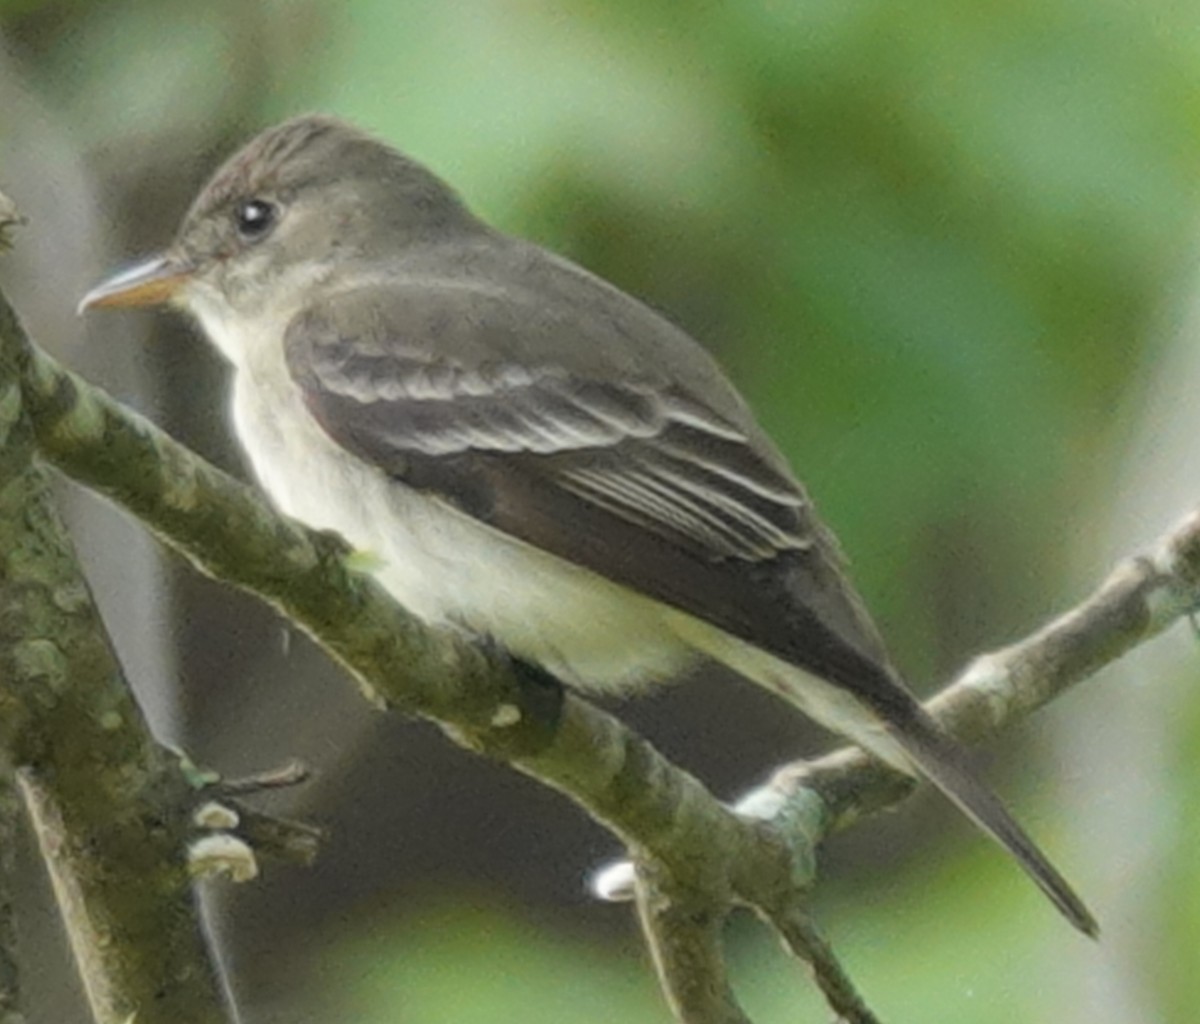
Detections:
229,367,900,767
231,374,697,692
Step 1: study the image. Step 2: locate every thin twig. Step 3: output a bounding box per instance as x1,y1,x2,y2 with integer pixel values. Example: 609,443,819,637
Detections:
635,862,749,1024
220,759,311,796
223,803,323,868
761,895,881,1024
764,514,1200,844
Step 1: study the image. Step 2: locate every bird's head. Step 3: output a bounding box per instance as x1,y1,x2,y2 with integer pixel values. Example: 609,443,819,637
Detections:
80,115,475,353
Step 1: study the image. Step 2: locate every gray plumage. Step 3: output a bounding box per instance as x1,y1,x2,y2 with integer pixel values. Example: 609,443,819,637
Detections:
83,114,1097,936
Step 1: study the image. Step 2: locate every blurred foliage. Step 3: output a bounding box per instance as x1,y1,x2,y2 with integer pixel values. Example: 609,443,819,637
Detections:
13,0,1200,666
4,0,1200,1020
329,902,667,1023
328,839,1079,1024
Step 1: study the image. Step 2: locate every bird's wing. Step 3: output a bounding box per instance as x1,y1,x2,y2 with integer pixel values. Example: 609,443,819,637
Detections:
284,283,904,714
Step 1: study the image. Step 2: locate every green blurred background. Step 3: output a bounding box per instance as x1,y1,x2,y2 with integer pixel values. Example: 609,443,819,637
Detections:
2,0,1199,1020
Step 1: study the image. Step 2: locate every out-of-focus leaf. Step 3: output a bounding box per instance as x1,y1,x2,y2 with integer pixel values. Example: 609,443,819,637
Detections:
331,902,664,1024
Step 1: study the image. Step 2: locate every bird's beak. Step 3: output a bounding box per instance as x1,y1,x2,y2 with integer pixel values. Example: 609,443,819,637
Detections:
78,253,194,315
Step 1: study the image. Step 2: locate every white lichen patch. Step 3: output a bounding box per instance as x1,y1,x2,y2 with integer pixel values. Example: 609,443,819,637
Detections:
51,582,91,613
0,190,22,250
591,860,637,902
0,383,21,436
490,703,522,727
187,833,258,883
193,801,241,830
13,639,67,690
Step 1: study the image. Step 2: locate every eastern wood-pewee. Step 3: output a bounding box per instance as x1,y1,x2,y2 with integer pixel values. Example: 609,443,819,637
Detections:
81,115,1096,935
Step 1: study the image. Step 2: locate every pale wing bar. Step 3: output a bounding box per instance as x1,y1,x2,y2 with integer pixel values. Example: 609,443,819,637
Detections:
314,349,665,454
305,343,808,561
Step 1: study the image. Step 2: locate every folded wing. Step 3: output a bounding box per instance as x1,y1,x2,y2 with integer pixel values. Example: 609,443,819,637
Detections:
284,284,905,715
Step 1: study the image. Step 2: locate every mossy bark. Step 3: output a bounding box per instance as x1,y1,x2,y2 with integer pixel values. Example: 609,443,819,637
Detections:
0,293,232,1024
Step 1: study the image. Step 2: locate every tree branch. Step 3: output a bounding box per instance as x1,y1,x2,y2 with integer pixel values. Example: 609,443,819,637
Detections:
759,894,880,1024
754,516,1200,852
634,862,749,1024
16,309,801,891
0,771,25,1024
0,280,234,1022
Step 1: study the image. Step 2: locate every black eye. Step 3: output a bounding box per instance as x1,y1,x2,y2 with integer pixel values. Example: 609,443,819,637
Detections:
234,199,277,239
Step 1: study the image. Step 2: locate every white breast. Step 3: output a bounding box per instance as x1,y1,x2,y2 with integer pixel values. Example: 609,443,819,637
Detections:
205,310,696,693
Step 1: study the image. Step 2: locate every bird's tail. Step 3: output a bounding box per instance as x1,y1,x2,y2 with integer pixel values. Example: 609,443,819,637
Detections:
666,615,1098,936
885,704,1099,938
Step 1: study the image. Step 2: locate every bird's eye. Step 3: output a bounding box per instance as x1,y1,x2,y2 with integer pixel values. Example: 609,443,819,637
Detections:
234,199,277,239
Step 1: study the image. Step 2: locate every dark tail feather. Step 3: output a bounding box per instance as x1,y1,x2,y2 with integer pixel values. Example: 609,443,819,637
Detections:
891,708,1099,938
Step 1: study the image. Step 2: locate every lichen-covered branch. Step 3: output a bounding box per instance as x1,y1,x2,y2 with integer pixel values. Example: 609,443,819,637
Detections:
16,313,801,895
756,514,1200,850
759,894,881,1024
0,285,234,1024
0,771,25,1024
634,862,749,1024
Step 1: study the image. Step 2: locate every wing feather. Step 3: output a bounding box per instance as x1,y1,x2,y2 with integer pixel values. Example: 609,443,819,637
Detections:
283,286,901,707
293,324,806,562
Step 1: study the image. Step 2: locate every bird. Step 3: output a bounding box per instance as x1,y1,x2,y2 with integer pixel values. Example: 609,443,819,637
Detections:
80,114,1096,936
